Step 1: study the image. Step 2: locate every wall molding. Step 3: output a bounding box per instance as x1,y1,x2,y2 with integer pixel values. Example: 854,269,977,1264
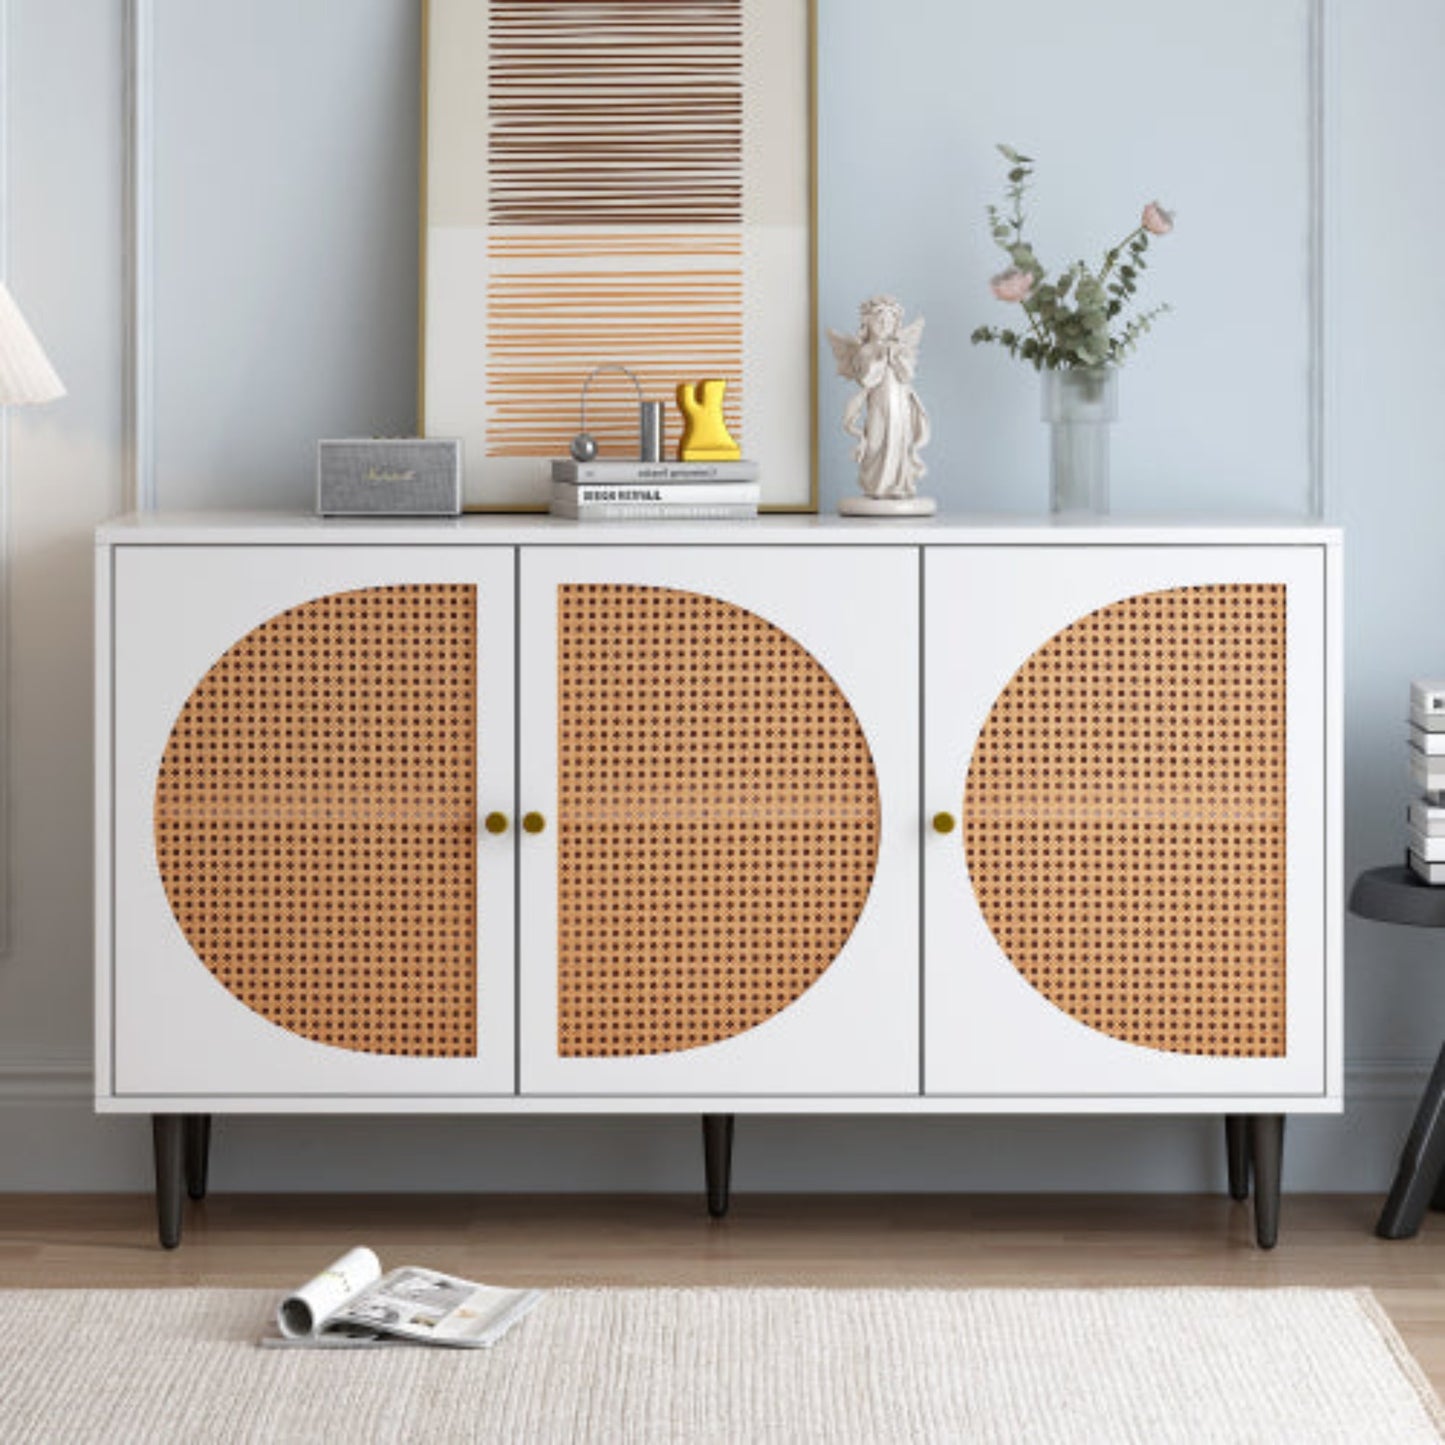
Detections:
122,0,155,514
118,4,1331,524
85,0,1364,1194
1346,1059,1433,1103
0,0,15,958
1307,0,1327,519
0,1058,91,1105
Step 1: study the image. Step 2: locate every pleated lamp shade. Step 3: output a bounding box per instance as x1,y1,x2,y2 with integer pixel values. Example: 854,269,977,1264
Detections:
0,282,63,405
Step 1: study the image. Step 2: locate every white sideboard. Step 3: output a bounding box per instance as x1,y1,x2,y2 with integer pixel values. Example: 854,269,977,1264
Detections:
94,514,1342,1247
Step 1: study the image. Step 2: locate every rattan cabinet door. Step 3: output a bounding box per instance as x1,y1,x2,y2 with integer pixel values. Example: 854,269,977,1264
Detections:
517,546,919,1097
107,546,515,1102
924,544,1331,1103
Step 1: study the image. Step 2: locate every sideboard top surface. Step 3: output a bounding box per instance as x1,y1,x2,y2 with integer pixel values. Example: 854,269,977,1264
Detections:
95,512,1342,549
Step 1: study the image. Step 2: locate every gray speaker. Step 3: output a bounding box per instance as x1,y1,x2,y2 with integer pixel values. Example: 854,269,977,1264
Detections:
316,438,462,516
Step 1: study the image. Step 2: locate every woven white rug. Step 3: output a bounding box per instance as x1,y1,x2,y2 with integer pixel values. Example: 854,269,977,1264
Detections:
0,1287,1440,1443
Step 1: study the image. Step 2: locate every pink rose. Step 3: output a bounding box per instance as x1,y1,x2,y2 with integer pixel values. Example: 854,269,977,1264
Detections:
990,268,1034,303
1142,201,1174,236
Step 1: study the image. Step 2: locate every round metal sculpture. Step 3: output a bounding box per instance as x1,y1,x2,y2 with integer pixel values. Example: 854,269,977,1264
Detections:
571,362,656,462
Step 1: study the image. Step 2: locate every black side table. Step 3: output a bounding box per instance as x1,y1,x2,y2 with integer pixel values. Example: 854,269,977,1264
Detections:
1350,864,1445,1239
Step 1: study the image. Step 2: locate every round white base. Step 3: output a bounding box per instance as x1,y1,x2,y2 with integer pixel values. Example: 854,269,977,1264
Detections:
838,495,937,517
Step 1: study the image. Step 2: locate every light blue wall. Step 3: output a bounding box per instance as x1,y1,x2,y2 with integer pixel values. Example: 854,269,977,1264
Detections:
1,0,1440,1196
1331,0,1445,1067
151,1,420,509
818,0,1315,517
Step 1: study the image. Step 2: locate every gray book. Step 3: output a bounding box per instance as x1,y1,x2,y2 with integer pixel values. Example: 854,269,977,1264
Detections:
552,458,760,485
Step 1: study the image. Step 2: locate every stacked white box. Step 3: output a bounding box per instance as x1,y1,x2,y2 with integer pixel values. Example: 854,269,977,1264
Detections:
1408,680,1445,882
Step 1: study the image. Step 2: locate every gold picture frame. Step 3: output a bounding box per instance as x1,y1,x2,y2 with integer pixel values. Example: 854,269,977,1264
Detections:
418,0,818,513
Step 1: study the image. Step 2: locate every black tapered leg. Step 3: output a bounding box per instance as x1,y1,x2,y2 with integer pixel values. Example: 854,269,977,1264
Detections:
702,1114,734,1220
184,1115,212,1201
1379,1040,1445,1239
1225,1115,1250,1201
152,1114,185,1249
1431,1147,1445,1213
1250,1114,1285,1250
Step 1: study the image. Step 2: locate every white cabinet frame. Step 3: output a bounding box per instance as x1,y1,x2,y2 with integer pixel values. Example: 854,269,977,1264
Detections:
924,544,1333,1104
516,546,920,1098
103,545,517,1100
93,518,1341,1119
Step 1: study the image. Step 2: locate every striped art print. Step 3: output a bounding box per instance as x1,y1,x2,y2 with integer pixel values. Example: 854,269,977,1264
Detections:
422,0,814,510
486,1,744,227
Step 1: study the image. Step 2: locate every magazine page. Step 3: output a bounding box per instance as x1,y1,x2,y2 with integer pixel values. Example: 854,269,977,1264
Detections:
329,1267,543,1348
276,1246,383,1339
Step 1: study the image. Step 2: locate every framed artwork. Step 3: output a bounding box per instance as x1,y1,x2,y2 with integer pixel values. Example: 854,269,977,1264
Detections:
420,0,817,512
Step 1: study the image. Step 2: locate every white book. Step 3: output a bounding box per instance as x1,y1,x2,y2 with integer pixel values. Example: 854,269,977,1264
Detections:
261,1246,542,1349
1411,707,1445,733
1409,850,1445,886
1411,724,1445,756
1408,745,1445,793
553,480,760,507
1412,680,1445,717
1409,800,1445,837
551,500,758,521
551,458,760,485
1407,826,1445,863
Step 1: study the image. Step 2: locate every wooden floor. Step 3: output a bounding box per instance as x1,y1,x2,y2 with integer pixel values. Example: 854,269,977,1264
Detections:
3,1193,1444,1388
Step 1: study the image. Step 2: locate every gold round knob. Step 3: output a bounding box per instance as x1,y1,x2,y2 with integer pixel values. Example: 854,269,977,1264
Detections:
932,811,957,835
483,811,509,835
522,811,547,835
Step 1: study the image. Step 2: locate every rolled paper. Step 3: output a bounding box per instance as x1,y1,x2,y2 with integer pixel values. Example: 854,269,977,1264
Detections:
277,1246,382,1338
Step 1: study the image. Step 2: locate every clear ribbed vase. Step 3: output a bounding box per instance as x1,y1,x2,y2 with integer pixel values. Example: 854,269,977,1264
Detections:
1042,367,1118,516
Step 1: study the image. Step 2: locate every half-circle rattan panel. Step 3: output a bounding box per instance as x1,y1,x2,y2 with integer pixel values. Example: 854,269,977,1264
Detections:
154,586,477,1057
557,585,880,1057
963,584,1286,1058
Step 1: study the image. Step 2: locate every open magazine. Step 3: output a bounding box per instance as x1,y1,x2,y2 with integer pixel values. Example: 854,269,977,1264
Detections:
263,1247,542,1349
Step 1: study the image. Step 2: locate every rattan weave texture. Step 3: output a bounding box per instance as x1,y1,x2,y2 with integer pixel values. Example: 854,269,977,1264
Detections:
154,586,478,1057
557,585,880,1057
964,584,1287,1057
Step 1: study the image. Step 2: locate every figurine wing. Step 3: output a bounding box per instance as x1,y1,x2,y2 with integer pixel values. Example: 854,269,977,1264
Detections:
826,328,862,379
898,316,926,360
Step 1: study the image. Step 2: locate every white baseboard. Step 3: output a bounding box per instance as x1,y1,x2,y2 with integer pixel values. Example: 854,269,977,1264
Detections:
0,1058,91,1103
0,1056,1424,1193
1340,1058,1436,1102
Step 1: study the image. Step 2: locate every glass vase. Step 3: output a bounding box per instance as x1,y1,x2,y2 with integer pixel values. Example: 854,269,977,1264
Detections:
1042,367,1118,516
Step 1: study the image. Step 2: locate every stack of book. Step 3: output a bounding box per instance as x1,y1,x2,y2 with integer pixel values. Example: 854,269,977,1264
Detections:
1408,679,1445,883
550,458,760,521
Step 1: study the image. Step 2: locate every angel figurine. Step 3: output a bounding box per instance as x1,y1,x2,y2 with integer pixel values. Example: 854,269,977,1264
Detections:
828,295,934,515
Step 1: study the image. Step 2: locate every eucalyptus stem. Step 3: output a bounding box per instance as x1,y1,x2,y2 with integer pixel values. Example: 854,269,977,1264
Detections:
975,146,1172,373
1098,226,1146,285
